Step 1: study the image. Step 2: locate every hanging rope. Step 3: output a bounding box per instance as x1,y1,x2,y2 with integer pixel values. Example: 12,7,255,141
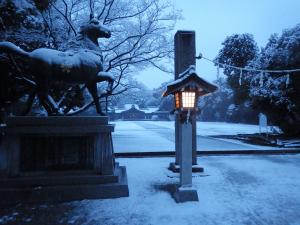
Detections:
259,72,264,87
196,53,300,74
239,69,242,85
286,73,290,87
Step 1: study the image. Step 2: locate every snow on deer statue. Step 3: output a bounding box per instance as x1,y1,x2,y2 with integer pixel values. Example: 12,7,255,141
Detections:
0,16,114,116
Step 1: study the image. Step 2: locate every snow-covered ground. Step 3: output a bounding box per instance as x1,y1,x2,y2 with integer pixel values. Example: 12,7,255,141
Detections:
112,121,175,152
2,155,300,225
144,121,273,136
112,121,287,152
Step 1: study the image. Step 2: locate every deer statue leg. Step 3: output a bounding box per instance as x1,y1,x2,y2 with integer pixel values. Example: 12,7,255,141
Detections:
36,85,59,116
21,89,36,116
45,94,59,114
96,71,114,94
38,94,60,115
87,83,105,116
37,93,53,115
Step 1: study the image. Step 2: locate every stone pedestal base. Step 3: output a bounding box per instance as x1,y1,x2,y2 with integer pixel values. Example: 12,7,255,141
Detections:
0,164,129,204
174,186,199,203
0,116,129,204
168,162,204,173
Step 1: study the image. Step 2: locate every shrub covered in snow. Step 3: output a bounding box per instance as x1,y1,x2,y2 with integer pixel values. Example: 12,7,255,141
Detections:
216,25,300,135
248,24,300,135
198,77,259,123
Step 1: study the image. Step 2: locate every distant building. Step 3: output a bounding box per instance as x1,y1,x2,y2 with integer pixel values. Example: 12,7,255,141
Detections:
120,105,146,120
109,104,170,121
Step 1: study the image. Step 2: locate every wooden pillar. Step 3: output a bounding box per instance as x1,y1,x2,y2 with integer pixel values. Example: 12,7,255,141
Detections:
174,30,197,165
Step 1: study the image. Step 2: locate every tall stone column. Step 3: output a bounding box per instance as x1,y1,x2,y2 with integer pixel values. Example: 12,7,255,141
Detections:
174,31,197,166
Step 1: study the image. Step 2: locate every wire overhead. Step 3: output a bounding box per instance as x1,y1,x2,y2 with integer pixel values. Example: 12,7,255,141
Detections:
196,53,300,74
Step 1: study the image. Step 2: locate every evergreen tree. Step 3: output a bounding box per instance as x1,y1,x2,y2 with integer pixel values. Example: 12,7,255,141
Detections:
0,0,48,114
198,77,258,123
215,33,258,104
249,24,300,135
152,81,174,111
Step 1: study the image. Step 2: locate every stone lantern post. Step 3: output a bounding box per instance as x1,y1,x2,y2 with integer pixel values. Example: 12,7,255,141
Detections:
163,65,217,202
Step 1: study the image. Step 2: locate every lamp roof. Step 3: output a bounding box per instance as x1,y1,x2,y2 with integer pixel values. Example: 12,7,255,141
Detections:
163,65,218,97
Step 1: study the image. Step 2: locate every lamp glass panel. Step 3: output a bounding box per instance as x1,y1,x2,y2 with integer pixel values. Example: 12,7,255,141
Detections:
182,92,195,108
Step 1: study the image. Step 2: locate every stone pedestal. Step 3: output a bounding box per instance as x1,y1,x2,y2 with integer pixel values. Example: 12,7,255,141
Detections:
0,116,129,204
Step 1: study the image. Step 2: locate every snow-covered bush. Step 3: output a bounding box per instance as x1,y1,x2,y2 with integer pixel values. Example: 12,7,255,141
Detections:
199,77,258,123
215,25,300,135
215,33,259,104
248,24,300,135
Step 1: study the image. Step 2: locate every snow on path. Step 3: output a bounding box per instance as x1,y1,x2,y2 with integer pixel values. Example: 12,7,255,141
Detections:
112,121,175,152
112,121,280,152
141,121,272,136
70,155,300,225
2,155,300,225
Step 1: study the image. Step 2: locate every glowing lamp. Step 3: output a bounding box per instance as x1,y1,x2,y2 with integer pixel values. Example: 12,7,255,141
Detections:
163,66,218,112
174,91,197,110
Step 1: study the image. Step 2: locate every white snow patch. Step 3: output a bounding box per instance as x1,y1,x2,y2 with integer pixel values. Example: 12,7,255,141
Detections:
66,155,300,225
141,121,272,136
112,121,284,152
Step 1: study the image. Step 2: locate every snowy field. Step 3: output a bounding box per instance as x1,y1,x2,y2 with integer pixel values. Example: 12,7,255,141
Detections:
112,121,283,152
1,155,300,225
141,121,271,136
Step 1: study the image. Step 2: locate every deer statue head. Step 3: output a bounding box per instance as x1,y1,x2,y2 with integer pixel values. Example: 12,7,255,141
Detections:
79,16,111,44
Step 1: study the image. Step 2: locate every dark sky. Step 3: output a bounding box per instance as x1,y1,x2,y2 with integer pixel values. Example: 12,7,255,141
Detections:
135,0,300,89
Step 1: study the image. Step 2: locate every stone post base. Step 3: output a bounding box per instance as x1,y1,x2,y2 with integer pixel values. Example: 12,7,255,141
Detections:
168,162,204,173
174,186,199,203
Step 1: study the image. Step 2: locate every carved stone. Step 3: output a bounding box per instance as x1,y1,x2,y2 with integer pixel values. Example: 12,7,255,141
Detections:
0,116,129,204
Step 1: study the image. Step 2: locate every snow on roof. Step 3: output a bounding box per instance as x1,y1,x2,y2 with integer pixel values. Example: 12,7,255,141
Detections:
124,104,139,110
168,65,196,86
113,105,158,114
163,65,218,96
142,107,159,113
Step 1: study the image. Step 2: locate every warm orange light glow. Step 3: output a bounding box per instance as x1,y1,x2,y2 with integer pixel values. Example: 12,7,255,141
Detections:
175,93,180,108
182,92,195,108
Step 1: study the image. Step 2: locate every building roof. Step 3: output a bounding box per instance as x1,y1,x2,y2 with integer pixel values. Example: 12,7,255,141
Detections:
163,65,218,97
114,105,158,114
121,106,146,115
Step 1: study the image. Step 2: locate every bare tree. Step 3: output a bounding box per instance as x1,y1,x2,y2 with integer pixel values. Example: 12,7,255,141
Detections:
1,0,180,115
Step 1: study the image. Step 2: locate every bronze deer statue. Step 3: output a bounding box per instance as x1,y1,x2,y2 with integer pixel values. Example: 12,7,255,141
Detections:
0,18,114,116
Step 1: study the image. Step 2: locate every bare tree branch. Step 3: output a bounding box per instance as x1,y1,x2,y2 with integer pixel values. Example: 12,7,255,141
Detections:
65,88,127,116
148,60,173,74
97,0,108,19
25,0,180,114
103,0,115,24
104,0,155,24
50,2,77,36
